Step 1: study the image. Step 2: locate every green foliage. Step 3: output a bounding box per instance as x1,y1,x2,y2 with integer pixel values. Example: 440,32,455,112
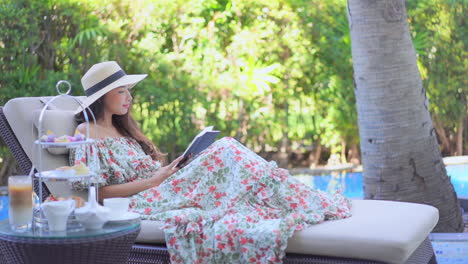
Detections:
0,0,465,162
407,0,467,130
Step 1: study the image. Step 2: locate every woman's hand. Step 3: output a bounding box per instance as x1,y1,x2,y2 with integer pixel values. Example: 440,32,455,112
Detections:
151,155,185,185
99,155,186,200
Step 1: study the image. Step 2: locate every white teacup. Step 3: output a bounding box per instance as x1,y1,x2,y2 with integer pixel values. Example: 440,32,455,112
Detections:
103,197,130,217
42,200,75,232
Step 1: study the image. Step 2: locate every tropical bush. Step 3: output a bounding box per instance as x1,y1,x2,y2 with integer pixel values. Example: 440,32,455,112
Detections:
0,0,465,169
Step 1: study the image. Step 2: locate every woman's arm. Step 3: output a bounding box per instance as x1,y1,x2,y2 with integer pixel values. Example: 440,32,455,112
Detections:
98,155,185,202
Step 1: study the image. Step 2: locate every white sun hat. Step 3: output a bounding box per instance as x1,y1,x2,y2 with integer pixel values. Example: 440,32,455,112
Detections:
74,61,147,114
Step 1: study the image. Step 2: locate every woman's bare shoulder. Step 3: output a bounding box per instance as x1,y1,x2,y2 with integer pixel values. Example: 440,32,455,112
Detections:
76,123,98,138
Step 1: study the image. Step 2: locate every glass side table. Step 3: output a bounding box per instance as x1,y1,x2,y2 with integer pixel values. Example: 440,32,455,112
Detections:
0,219,141,264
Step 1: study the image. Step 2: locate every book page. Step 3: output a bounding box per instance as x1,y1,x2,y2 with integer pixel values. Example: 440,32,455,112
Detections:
181,126,214,157
177,126,219,168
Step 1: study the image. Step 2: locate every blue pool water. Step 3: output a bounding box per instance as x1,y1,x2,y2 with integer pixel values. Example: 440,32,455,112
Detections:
447,164,468,198
293,164,468,198
0,196,7,221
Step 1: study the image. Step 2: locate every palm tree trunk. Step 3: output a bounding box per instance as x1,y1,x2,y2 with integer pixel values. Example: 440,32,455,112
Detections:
347,0,463,232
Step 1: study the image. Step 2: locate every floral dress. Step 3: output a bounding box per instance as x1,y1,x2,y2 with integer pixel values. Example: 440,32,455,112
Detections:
70,137,352,264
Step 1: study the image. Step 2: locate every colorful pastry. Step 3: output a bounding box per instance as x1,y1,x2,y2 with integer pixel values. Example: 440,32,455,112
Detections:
72,163,90,176
56,166,73,171
73,129,85,142
74,133,85,141
54,135,70,143
71,196,86,208
40,130,56,142
39,129,86,143
44,195,85,208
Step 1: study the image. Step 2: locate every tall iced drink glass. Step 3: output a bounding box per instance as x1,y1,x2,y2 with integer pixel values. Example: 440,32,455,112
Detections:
8,176,33,232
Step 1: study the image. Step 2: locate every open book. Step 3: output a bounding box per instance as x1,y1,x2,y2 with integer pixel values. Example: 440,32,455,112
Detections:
176,126,220,168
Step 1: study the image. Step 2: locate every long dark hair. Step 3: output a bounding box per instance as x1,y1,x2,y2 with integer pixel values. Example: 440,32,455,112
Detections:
75,97,166,164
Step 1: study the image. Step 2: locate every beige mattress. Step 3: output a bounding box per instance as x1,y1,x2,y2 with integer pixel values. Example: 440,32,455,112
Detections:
136,199,438,264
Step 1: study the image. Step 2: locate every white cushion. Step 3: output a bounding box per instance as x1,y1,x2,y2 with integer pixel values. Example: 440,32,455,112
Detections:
137,220,166,244
135,199,438,264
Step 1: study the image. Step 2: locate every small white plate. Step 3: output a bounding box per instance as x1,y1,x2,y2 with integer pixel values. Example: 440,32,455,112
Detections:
108,212,140,223
35,170,93,180
34,139,95,148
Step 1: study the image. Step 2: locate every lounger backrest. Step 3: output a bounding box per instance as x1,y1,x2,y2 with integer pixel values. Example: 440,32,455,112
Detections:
3,96,84,171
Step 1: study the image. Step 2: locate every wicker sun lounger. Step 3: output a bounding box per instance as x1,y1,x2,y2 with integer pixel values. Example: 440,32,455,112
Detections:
0,96,439,264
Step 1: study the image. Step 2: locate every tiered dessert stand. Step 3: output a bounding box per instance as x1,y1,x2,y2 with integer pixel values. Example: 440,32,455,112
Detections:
33,80,98,232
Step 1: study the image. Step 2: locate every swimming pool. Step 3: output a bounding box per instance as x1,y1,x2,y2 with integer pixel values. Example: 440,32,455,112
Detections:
293,163,468,199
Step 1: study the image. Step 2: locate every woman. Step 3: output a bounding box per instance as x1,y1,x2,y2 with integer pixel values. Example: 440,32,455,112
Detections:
71,61,351,264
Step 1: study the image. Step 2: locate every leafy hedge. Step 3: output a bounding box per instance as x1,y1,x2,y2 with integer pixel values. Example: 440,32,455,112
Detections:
0,0,465,162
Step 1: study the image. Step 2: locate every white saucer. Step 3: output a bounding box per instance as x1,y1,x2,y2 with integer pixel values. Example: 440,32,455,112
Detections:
34,170,93,180
107,212,140,223
34,139,95,148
